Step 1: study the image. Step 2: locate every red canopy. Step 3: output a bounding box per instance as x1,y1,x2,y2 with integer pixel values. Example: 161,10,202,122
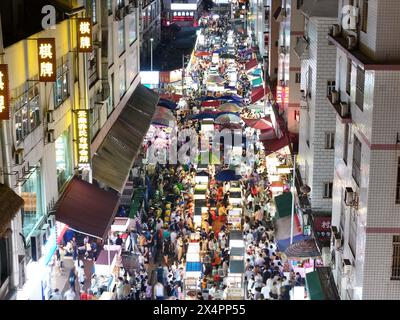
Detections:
159,93,182,102
242,116,272,130
201,100,220,107
195,51,211,57
245,58,258,71
251,86,265,104
263,134,290,156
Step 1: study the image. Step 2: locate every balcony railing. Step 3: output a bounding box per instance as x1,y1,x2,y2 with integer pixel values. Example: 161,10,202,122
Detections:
327,94,352,124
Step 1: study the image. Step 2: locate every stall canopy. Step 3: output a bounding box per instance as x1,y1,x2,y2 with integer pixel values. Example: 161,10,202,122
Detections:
159,93,182,102
189,111,239,120
151,106,176,127
215,113,242,124
158,98,177,110
284,238,320,259
219,103,241,113
215,169,242,182
0,184,24,237
251,77,263,87
263,134,290,156
195,51,211,57
251,86,265,103
245,59,258,71
305,271,325,300
129,187,145,218
229,260,245,274
274,192,292,219
93,84,159,193
242,116,272,130
55,177,120,239
201,100,220,107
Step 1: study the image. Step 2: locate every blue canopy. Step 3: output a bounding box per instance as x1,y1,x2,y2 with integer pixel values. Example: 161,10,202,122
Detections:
215,169,242,182
277,235,310,252
158,98,177,110
195,95,243,102
188,111,239,120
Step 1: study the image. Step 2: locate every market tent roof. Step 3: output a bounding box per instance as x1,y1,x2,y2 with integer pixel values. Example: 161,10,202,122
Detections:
229,260,245,274
215,113,242,124
93,84,159,193
189,111,238,120
274,192,293,219
55,177,120,239
245,58,258,71
251,77,263,87
0,184,24,237
242,116,272,130
251,86,265,103
158,98,177,110
277,234,309,252
195,51,211,57
158,93,182,102
259,128,276,140
284,238,321,259
230,247,245,256
263,134,290,156
151,106,176,127
251,68,262,77
215,169,242,182
305,271,325,300
207,75,225,84
129,187,145,218
219,103,241,113
201,100,220,107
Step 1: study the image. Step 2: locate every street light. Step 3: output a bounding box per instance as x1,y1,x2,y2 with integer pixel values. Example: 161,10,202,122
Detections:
150,38,154,71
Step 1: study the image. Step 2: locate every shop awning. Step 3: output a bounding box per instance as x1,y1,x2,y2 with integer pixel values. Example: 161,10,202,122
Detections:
284,238,320,259
215,169,242,182
129,187,145,218
55,177,120,239
263,134,290,156
229,260,245,274
93,84,159,193
201,100,220,107
274,192,293,219
305,271,325,300
251,86,265,103
0,184,24,237
245,59,258,71
151,106,176,127
159,93,182,102
158,98,177,110
242,116,272,130
251,77,263,87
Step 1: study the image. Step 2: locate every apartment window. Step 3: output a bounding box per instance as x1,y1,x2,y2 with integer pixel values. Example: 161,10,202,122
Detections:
14,81,40,144
54,55,70,108
296,0,304,10
88,49,98,88
396,158,400,204
323,182,333,199
108,25,114,66
355,67,365,111
92,0,97,24
118,19,125,56
117,0,124,9
343,124,349,164
361,0,368,33
391,235,400,280
295,73,301,83
340,193,346,231
346,59,352,95
129,12,137,45
307,66,312,98
107,0,112,14
327,80,336,97
108,73,114,116
119,61,126,98
349,210,357,257
325,132,335,149
306,113,311,147
352,135,362,186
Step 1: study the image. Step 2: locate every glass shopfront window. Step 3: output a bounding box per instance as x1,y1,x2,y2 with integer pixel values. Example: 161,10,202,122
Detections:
54,55,70,108
21,166,44,239
129,12,137,45
55,129,73,191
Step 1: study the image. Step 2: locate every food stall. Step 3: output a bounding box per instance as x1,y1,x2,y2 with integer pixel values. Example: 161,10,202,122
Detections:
184,242,202,299
226,260,245,299
228,207,242,230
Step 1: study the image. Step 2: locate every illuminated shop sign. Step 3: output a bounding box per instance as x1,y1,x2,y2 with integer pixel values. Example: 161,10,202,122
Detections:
38,38,57,82
77,18,93,53
75,109,90,165
0,64,10,120
171,3,197,10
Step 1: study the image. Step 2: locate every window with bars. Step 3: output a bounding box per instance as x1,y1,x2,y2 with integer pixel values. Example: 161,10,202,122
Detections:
361,0,368,33
13,81,41,145
352,135,362,186
325,132,335,149
88,49,98,88
343,124,349,164
391,235,400,280
295,73,301,83
346,58,352,95
340,192,346,231
54,55,70,108
327,80,336,97
118,18,125,56
396,158,400,204
355,67,365,111
323,182,333,198
119,60,126,98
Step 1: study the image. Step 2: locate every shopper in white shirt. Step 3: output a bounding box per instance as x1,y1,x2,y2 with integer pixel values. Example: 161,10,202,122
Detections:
49,288,62,300
64,288,76,300
261,283,270,300
154,281,165,300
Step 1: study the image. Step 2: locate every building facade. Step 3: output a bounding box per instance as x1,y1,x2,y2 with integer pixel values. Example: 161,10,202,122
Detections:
161,0,203,27
297,0,338,212
329,0,400,300
0,0,141,300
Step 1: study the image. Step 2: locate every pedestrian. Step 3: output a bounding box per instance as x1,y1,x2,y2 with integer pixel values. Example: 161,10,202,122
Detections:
153,281,164,300
68,268,76,292
64,287,76,300
49,288,62,300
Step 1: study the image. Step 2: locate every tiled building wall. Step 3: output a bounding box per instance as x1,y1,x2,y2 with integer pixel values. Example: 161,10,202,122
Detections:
298,17,337,211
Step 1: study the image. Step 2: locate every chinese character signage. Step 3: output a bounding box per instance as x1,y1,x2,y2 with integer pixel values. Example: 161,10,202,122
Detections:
38,38,56,82
77,18,93,53
75,109,90,165
313,216,332,240
0,64,10,120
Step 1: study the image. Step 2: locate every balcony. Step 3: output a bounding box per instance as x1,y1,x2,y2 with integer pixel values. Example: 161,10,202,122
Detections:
327,94,352,124
328,32,400,71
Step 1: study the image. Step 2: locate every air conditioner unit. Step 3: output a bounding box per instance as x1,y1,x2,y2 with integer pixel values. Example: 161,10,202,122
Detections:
347,35,357,50
47,215,56,229
340,102,349,117
331,226,343,250
343,259,353,276
331,90,339,104
41,223,51,242
15,148,24,165
344,187,354,206
30,230,43,262
300,90,306,101
352,7,360,18
46,110,54,123
330,24,341,37
47,129,55,143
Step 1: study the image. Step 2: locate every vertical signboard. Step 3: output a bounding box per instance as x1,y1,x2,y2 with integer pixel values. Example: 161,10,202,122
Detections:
77,18,93,53
0,64,10,120
38,38,57,82
75,109,90,165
